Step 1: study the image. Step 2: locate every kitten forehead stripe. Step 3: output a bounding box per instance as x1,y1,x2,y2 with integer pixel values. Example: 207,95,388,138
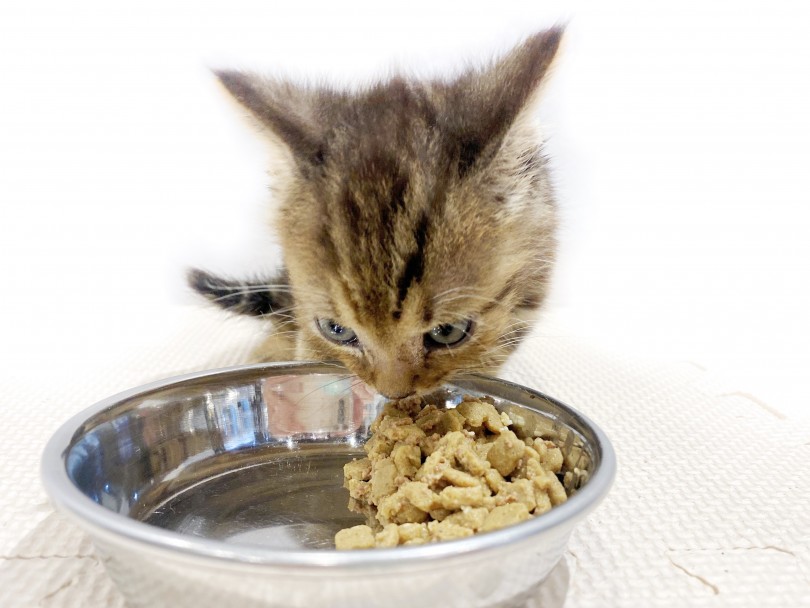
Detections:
395,211,429,307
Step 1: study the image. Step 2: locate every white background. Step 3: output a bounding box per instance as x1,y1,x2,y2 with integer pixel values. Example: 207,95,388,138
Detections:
1,1,808,417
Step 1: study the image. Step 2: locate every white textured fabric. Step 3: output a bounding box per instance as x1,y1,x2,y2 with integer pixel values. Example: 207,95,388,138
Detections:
1,306,808,607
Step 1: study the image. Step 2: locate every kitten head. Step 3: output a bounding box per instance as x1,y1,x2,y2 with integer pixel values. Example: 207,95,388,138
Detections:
215,28,563,398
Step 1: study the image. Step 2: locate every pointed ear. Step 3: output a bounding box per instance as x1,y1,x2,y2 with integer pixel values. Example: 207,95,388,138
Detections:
215,70,326,171
442,27,565,176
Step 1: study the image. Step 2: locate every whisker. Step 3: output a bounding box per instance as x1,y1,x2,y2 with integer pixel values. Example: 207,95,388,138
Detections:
291,374,356,408
431,286,485,301
262,330,300,339
434,294,502,307
261,311,299,323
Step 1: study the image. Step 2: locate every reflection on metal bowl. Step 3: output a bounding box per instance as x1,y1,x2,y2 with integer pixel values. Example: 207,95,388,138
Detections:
42,362,615,608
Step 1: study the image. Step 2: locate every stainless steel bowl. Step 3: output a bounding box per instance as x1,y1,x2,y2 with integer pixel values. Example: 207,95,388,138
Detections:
42,362,615,608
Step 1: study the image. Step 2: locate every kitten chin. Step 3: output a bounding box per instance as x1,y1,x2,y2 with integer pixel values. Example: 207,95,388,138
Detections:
189,28,564,397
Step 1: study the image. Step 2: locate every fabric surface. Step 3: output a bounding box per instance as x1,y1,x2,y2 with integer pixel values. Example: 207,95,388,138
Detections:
1,305,808,607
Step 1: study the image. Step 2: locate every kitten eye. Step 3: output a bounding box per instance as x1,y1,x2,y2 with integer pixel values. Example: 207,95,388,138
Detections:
316,318,359,346
425,320,473,348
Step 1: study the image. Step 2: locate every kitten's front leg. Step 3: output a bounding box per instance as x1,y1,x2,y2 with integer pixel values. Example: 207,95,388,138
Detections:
186,267,301,362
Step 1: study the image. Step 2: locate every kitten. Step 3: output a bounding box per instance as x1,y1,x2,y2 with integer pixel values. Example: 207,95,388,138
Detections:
189,28,563,398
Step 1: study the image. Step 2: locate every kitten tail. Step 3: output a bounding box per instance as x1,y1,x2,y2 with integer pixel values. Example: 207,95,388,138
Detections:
186,268,295,319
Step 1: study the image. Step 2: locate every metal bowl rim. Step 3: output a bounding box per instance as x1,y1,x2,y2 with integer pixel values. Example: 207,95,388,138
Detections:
41,361,616,569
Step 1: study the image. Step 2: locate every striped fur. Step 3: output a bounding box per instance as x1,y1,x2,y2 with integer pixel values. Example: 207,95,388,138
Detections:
189,28,564,397
187,268,294,318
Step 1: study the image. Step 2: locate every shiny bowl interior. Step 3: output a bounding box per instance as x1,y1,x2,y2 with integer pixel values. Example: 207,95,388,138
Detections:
42,363,615,608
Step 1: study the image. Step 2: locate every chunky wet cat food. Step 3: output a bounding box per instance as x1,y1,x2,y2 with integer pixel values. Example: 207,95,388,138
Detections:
335,395,572,549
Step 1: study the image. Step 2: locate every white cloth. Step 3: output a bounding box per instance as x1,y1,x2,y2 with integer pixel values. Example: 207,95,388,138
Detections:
1,306,808,607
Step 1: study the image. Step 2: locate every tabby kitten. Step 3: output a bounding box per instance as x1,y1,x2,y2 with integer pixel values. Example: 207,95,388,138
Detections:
189,28,563,398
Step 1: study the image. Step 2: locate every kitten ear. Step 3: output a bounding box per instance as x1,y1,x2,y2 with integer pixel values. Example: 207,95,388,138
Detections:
215,70,326,170
443,27,564,175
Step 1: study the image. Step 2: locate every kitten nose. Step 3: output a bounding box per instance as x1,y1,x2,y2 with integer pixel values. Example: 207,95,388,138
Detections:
375,359,416,400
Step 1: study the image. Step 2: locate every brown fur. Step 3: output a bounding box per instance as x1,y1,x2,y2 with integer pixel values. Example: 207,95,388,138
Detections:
190,28,564,398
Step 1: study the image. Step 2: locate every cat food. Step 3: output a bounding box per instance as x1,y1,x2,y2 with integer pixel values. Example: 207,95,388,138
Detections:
334,395,569,549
